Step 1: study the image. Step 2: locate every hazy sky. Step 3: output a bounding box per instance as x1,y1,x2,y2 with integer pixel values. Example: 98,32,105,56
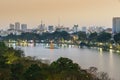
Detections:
0,0,120,29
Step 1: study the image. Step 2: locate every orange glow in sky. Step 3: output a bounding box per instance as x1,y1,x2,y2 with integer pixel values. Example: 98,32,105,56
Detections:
0,0,120,29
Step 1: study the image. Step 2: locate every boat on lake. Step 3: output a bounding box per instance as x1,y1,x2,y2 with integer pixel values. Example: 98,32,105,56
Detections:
45,41,59,49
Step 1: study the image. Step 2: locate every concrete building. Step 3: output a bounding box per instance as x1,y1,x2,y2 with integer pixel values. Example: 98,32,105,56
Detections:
95,26,104,33
105,28,112,33
48,25,54,33
37,21,46,32
73,24,78,33
38,23,46,32
113,17,120,34
7,29,16,35
21,24,27,31
88,26,104,33
15,22,20,30
81,26,87,32
0,30,8,37
88,26,95,33
62,27,70,32
9,24,15,30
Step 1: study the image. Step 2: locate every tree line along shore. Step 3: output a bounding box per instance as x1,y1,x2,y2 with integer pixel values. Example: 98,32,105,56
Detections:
0,42,112,80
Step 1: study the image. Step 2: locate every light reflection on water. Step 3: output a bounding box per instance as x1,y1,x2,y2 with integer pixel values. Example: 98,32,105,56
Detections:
99,48,103,56
109,49,114,79
7,43,120,80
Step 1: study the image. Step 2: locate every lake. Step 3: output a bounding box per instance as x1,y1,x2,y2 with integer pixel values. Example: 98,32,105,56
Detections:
10,43,120,80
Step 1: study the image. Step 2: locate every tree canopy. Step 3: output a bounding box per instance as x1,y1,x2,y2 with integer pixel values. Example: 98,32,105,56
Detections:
97,32,111,42
114,33,120,44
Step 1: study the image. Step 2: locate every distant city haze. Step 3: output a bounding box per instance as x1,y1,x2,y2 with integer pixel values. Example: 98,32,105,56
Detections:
0,0,120,29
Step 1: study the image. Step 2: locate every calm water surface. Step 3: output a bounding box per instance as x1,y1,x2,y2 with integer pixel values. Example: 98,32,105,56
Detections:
12,43,120,80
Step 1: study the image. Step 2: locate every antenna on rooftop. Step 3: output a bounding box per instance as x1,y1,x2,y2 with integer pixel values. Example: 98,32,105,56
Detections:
58,17,60,27
41,20,43,25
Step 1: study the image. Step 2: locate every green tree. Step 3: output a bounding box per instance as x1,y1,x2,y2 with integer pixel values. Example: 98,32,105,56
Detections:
50,57,81,72
88,32,98,42
0,42,8,55
77,31,87,41
0,56,7,68
97,32,111,42
24,64,45,80
0,42,8,68
97,72,111,80
9,63,24,80
4,47,24,64
49,57,94,80
114,33,120,44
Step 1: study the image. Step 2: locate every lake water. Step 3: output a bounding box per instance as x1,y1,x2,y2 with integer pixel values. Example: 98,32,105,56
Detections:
11,43,120,80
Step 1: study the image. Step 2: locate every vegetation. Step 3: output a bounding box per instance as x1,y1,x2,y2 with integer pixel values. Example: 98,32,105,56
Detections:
96,32,111,43
2,31,113,43
0,42,111,80
114,33,120,44
3,31,71,41
88,32,98,42
2,30,120,52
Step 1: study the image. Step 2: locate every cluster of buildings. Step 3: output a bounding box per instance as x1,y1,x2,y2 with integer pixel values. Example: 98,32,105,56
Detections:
9,22,27,31
0,17,120,37
0,22,80,36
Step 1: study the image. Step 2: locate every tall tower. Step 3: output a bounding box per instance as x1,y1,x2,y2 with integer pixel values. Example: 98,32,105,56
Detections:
38,20,45,32
15,22,20,30
21,24,27,31
113,17,120,34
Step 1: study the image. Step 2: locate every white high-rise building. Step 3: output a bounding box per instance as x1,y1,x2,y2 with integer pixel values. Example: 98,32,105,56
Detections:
113,17,120,34
73,24,78,33
15,22,20,30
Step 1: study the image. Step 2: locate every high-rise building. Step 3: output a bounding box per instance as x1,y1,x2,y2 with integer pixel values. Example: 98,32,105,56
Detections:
38,21,46,32
15,22,20,30
38,24,45,31
73,24,78,33
21,24,27,31
9,24,15,30
113,17,120,34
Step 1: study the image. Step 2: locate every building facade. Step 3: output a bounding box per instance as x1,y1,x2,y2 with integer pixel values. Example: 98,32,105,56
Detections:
73,24,78,33
15,22,20,30
9,24,15,30
21,24,27,31
48,25,54,33
113,17,120,34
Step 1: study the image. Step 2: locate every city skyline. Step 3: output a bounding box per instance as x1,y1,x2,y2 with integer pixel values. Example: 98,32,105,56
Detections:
0,0,120,29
